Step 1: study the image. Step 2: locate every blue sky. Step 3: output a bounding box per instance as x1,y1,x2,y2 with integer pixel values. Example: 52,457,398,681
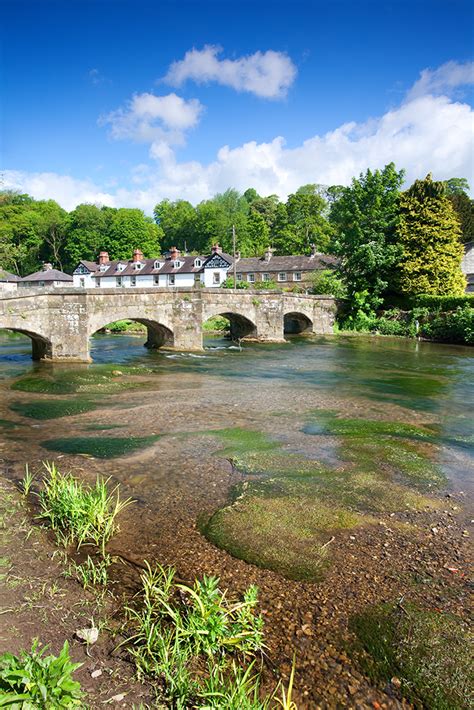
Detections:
3,0,474,211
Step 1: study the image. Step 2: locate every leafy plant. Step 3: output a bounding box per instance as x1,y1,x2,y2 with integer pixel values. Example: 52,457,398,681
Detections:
69,554,112,589
125,563,266,707
0,639,83,707
38,461,133,554
20,464,36,496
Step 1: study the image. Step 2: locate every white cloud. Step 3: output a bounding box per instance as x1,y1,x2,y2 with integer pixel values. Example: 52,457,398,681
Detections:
163,45,297,99
100,92,203,146
406,60,474,101
4,62,473,213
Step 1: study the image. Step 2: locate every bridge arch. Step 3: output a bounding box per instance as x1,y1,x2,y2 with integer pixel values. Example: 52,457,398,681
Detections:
0,327,52,360
89,316,174,354
202,309,257,342
283,311,313,335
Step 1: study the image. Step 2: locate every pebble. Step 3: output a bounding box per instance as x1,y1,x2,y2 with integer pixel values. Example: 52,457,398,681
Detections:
91,669,102,678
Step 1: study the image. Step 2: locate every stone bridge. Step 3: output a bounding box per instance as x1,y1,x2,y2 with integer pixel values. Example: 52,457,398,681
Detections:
0,288,337,362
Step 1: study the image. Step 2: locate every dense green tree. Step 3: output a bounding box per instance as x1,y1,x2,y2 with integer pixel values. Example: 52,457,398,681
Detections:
244,210,270,256
442,178,474,244
62,204,111,271
250,194,280,234
397,174,466,296
444,177,470,195
330,163,405,315
153,199,197,251
285,185,331,254
104,209,162,259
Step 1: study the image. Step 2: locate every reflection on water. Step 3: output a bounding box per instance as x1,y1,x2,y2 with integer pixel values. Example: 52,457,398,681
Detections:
0,330,473,494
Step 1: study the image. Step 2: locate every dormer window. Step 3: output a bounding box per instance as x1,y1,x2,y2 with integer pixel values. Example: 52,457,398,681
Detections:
133,262,143,270
154,260,163,270
99,264,108,272
173,260,182,269
194,258,202,268
117,263,125,272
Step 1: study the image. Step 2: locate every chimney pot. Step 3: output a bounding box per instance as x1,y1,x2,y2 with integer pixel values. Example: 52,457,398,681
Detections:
133,248,144,263
264,247,273,262
42,262,53,271
211,243,222,254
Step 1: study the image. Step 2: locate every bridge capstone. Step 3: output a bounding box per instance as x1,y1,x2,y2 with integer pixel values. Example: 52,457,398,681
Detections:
0,289,337,361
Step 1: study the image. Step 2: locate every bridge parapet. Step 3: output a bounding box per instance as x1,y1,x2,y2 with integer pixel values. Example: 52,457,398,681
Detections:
0,289,337,361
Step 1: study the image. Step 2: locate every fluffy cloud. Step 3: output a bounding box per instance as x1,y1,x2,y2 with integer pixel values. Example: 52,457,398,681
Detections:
100,92,203,145
406,60,474,101
163,45,297,99
4,62,473,212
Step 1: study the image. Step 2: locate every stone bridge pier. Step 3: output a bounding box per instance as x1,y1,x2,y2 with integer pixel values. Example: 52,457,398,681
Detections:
0,289,337,362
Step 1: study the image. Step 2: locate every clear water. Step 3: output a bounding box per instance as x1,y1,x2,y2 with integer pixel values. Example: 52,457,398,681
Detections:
0,330,473,496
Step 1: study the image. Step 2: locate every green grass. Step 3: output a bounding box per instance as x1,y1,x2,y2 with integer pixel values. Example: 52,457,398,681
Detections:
41,435,159,458
37,461,132,554
126,563,268,708
206,427,277,458
68,554,112,589
10,399,98,420
0,640,83,707
349,602,472,709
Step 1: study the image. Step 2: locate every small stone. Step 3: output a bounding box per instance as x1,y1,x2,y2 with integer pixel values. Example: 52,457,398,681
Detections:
108,694,125,703
391,676,402,688
462,530,469,537
111,370,123,377
431,527,438,534
91,669,102,678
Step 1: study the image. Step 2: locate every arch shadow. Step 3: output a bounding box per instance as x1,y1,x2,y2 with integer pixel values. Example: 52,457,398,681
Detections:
204,312,257,342
91,318,174,352
284,312,313,335
0,328,52,360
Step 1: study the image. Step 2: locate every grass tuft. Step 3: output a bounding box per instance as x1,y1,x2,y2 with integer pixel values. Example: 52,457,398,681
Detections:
38,461,133,554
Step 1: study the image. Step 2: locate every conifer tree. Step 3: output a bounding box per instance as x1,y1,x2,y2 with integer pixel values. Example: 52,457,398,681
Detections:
397,174,466,296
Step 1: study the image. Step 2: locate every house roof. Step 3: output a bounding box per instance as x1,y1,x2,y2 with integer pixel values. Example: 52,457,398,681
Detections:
0,269,20,282
88,254,228,278
235,254,338,273
21,269,73,282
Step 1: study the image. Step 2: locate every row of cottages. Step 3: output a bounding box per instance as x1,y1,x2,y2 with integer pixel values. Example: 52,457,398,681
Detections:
0,264,73,292
73,244,338,288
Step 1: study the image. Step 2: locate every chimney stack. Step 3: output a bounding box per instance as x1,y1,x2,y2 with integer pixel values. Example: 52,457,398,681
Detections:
133,248,144,263
264,246,273,262
235,250,241,261
310,243,319,258
42,262,53,271
169,246,180,261
211,243,222,254
99,251,109,265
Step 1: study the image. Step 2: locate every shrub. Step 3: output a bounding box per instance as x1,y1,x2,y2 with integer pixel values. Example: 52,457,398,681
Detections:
222,278,249,289
310,269,347,298
420,306,474,344
253,280,277,290
203,316,230,332
409,294,474,311
0,640,83,707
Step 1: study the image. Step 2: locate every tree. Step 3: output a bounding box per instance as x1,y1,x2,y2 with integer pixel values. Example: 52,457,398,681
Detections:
105,209,162,259
330,163,405,315
244,210,270,256
153,199,197,251
443,178,473,244
285,185,331,254
397,174,466,296
63,204,111,271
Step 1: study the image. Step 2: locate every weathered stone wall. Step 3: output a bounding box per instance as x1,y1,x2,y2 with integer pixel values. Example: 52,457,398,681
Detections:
0,288,337,361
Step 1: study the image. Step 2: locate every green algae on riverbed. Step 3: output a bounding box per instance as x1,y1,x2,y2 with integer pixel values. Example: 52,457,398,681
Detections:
202,420,443,581
10,399,99,420
41,435,159,458
11,364,153,395
349,602,472,710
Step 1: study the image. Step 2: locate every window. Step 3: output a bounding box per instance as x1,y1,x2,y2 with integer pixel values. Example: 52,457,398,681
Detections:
153,275,160,285
130,275,136,286
262,273,270,282
79,278,85,288
116,276,123,287
213,272,221,285
99,264,108,272
247,273,255,283
39,281,45,287
168,274,175,286
154,260,163,270
133,262,143,270
173,260,182,269
236,273,242,281
278,272,287,282
95,278,101,287
293,272,302,282
194,258,202,268
117,263,125,272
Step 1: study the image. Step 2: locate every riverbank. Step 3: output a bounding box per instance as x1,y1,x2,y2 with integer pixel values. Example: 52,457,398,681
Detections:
0,333,472,707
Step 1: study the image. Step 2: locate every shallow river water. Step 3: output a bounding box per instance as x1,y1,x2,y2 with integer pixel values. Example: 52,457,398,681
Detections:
0,331,473,582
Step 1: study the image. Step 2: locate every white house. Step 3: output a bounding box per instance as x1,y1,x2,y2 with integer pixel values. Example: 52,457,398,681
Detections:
0,269,20,292
18,263,73,289
73,245,233,289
